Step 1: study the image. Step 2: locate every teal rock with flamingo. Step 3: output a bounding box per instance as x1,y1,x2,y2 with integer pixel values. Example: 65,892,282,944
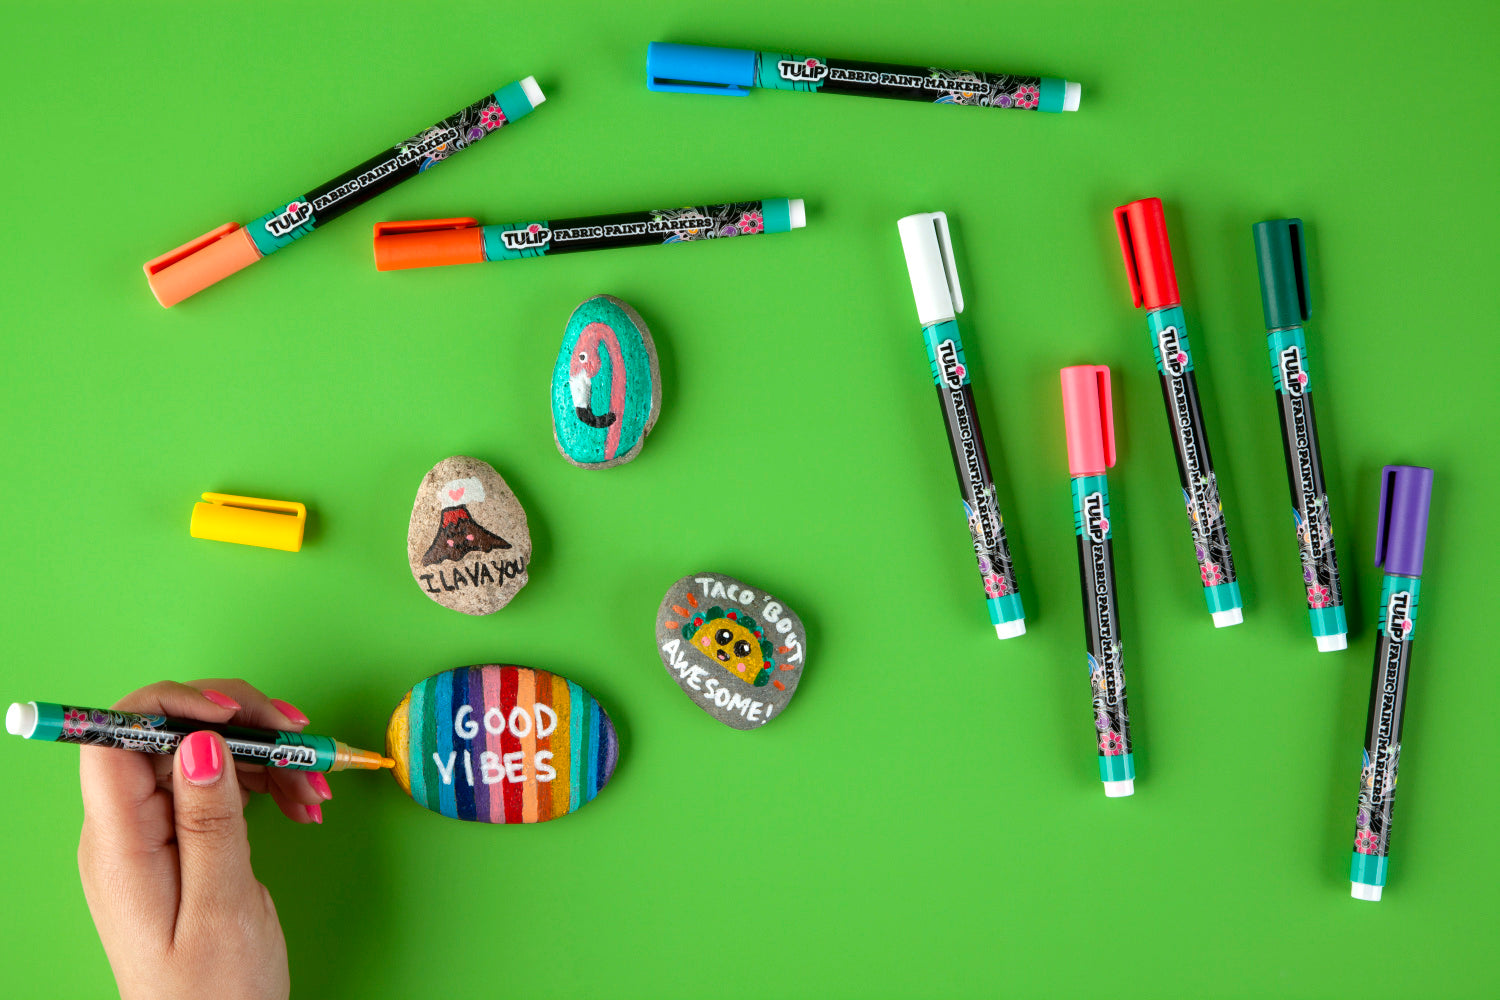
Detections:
551,295,660,469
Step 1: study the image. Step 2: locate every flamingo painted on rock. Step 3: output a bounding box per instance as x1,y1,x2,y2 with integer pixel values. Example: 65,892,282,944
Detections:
569,321,627,461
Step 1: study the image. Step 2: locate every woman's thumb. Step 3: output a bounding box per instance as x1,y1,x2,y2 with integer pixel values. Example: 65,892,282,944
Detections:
171,731,257,925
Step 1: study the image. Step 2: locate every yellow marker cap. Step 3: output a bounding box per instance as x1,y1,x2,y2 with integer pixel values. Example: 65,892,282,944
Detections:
190,493,306,552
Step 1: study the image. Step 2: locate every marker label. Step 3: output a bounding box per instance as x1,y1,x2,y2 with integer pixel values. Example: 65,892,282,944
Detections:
1148,308,1237,599
1072,476,1132,779
923,321,1021,624
483,202,774,261
755,53,1044,108
1268,328,1344,628
1352,576,1420,873
40,704,336,770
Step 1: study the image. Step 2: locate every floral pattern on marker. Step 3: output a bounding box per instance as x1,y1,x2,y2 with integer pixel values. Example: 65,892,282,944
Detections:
738,210,764,234
1354,830,1380,854
62,709,89,736
1201,562,1224,586
1308,584,1332,608
1013,84,1040,109
479,104,506,130
1099,730,1125,756
983,573,1008,598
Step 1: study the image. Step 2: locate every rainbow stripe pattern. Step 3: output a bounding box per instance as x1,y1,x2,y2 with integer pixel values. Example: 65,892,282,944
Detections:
386,665,617,823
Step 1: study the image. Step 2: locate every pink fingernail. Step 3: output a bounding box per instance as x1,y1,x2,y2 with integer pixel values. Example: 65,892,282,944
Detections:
306,772,333,801
180,731,224,784
270,699,310,726
307,803,324,825
202,689,241,711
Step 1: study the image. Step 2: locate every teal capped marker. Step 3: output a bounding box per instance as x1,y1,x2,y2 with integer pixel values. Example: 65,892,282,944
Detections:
1253,219,1348,651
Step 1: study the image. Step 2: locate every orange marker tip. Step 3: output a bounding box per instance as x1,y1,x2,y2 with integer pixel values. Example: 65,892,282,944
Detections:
381,757,397,769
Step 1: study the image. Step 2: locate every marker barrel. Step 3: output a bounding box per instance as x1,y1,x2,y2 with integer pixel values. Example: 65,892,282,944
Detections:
245,79,543,258
755,52,1068,111
922,321,1024,637
1072,475,1134,794
1267,327,1346,648
1147,307,1242,624
1350,575,1420,899
15,702,342,772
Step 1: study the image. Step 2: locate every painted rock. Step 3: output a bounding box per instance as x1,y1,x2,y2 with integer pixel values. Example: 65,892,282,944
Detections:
387,665,618,823
655,571,807,730
407,456,531,615
551,294,660,469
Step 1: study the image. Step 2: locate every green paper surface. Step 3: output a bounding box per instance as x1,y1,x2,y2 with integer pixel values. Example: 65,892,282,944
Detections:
1,1,1497,997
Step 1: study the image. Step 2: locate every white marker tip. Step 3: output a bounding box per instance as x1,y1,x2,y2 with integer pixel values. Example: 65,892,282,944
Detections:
994,620,1026,640
519,76,546,107
1103,779,1134,797
1351,882,1382,901
1063,81,1081,112
6,702,37,738
1212,608,1244,628
1317,633,1348,652
786,198,806,229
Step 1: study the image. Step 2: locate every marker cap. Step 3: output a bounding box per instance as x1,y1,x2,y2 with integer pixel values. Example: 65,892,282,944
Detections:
1060,365,1115,477
897,211,963,327
373,219,485,271
1114,197,1180,311
190,493,306,552
647,43,757,95
144,223,262,307
1376,465,1433,577
1252,218,1311,331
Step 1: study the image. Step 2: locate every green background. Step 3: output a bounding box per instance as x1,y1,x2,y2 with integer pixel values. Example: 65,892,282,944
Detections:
2,1,1496,996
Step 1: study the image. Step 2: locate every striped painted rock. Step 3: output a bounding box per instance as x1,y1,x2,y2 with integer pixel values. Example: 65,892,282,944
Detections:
655,571,808,730
387,665,617,823
551,294,660,469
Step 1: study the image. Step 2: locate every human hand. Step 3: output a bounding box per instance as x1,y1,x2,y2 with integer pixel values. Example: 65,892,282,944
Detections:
78,680,330,1000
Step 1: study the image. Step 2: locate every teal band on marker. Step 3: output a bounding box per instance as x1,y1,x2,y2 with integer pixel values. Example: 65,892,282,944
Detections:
1310,605,1347,638
1204,581,1242,614
495,80,537,121
1039,77,1064,112
987,593,1024,626
31,701,64,742
481,220,551,261
1147,307,1195,373
1099,753,1135,783
1380,575,1421,634
1071,475,1111,537
922,320,968,387
1350,852,1388,887
761,198,792,233
1267,327,1309,389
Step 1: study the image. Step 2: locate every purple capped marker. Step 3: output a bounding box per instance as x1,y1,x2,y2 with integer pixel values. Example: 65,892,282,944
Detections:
1349,465,1433,901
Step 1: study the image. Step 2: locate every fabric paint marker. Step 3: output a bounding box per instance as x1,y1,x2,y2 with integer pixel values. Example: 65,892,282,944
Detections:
1060,366,1134,796
897,211,1025,639
1350,465,1433,901
648,42,1080,112
6,701,393,772
144,77,546,307
1253,219,1347,651
1115,198,1243,627
373,198,806,270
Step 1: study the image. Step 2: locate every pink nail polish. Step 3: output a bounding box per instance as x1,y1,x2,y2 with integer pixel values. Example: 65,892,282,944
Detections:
270,699,310,726
180,731,224,784
306,772,333,801
201,689,241,711
307,803,324,825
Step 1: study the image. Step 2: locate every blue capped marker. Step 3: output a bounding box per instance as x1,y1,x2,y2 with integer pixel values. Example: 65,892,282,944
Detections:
647,42,1079,112
1349,465,1433,901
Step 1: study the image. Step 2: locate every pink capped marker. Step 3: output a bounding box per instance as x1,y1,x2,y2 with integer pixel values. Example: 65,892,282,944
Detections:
1061,365,1134,796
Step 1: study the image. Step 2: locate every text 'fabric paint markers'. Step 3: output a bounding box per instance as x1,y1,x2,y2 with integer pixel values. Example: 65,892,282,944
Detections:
1350,466,1433,902
373,198,806,270
1061,366,1134,796
897,212,1025,639
6,701,392,773
1115,198,1243,627
1252,219,1347,651
144,77,546,306
648,43,1080,112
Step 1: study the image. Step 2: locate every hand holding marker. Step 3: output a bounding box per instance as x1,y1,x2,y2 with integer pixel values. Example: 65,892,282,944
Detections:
648,42,1080,112
1252,219,1347,650
897,212,1025,639
1350,466,1433,902
144,76,546,306
1115,198,1243,626
1061,366,1134,796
